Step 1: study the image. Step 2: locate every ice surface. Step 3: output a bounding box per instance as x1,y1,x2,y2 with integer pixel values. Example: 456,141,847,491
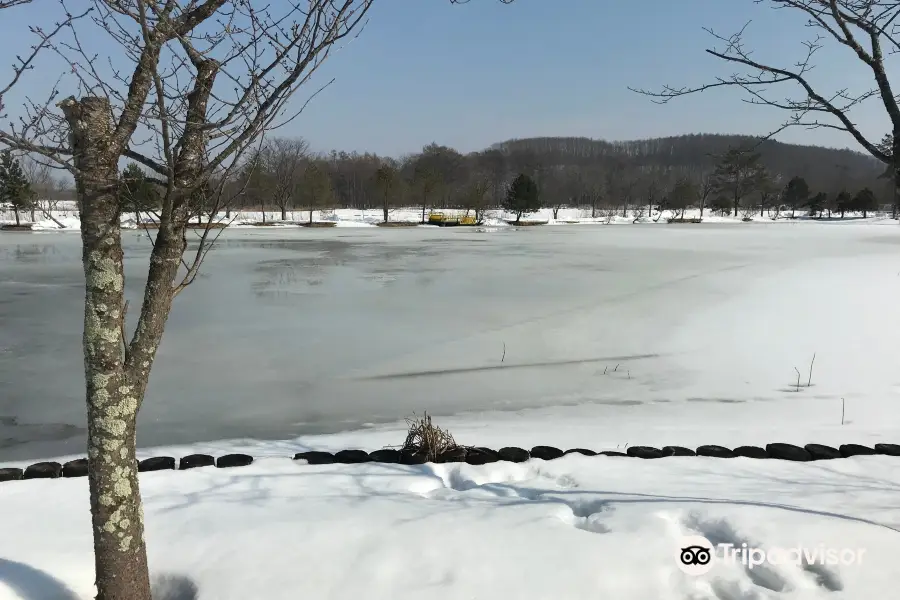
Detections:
2,219,900,460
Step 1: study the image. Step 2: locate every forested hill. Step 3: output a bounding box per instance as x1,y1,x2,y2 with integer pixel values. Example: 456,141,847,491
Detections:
490,134,883,186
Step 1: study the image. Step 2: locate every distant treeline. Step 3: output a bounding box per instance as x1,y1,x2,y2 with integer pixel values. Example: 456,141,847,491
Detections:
114,133,895,222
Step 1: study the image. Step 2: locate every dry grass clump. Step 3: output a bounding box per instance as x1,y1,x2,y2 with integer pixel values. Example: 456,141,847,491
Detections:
402,412,458,461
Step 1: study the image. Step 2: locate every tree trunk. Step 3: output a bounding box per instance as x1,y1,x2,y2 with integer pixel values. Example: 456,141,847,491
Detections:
309,207,313,225
281,207,287,221
59,96,153,600
421,195,427,223
14,210,20,226
383,198,389,223
30,205,36,222
699,198,705,219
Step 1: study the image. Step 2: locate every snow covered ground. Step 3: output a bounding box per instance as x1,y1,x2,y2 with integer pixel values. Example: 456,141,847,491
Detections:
2,435,900,600
3,202,898,231
2,212,900,599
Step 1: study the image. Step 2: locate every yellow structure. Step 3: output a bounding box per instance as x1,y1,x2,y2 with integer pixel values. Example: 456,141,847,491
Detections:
428,211,479,226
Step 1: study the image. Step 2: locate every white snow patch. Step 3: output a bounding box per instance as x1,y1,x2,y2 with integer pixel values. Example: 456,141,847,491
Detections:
1,447,898,600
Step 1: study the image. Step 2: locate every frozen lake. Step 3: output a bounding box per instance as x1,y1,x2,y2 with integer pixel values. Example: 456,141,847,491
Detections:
2,222,899,460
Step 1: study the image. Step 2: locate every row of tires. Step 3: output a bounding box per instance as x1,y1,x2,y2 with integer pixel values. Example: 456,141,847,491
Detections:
1,442,897,482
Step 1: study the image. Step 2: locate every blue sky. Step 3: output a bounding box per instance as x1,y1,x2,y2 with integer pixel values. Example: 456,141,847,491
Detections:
0,0,890,157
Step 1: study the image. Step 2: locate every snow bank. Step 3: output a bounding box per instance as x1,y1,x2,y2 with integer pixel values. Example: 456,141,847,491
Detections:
2,447,898,600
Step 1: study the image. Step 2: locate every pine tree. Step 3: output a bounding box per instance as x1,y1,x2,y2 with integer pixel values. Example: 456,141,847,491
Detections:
667,178,697,219
835,190,852,218
782,176,810,218
710,147,766,217
0,150,33,226
853,187,878,218
503,173,540,223
121,162,160,215
808,192,826,218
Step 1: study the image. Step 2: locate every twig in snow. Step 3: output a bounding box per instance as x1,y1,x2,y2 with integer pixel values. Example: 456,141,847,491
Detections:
628,370,631,379
807,353,816,387
501,342,506,363
841,398,845,425
603,366,608,375
794,367,801,392
614,364,619,372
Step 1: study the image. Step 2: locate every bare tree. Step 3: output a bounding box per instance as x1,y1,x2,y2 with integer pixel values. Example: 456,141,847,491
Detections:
757,171,782,216
693,170,714,219
373,161,401,222
711,147,766,216
631,0,900,219
302,160,335,224
261,137,310,221
411,151,443,223
53,175,73,213
0,2,373,599
21,155,54,221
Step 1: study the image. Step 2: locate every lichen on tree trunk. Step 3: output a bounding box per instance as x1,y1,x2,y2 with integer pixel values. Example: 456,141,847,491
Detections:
59,96,153,600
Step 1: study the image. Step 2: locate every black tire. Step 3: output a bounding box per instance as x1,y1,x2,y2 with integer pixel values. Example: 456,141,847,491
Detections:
530,446,564,460
179,454,215,470
733,446,769,459
139,456,176,472
293,451,336,465
766,443,812,462
216,454,253,468
627,446,664,459
696,445,736,458
498,447,530,463
804,444,841,460
24,462,62,479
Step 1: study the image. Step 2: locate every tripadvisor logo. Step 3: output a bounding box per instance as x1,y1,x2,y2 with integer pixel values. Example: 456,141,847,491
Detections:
678,536,715,576
676,535,866,576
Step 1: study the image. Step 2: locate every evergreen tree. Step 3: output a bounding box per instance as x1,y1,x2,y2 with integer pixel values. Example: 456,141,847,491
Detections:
853,187,878,218
0,150,33,226
782,176,810,218
709,195,731,216
503,173,540,223
808,191,826,218
710,147,766,216
835,190,852,218
667,177,696,219
121,162,160,214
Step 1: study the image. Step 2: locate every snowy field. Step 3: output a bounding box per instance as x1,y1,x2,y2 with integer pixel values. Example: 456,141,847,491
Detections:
2,203,898,230
2,215,900,599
